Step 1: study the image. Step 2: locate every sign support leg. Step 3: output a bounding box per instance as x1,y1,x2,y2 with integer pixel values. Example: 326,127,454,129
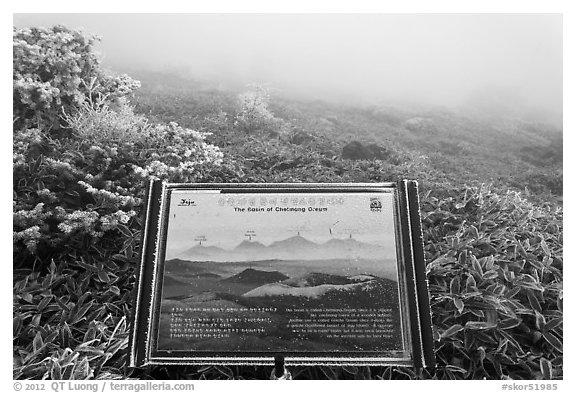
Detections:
270,354,292,380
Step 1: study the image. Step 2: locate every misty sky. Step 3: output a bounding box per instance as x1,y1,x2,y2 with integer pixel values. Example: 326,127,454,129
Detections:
163,191,397,259
13,13,562,115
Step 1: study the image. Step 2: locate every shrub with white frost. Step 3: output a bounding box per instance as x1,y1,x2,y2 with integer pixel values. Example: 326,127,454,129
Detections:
13,25,223,265
13,25,140,131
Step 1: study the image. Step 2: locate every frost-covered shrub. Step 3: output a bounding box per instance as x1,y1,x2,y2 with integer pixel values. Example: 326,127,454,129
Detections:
13,131,142,265
13,116,223,266
13,26,224,270
13,26,226,378
235,85,273,129
234,85,287,135
13,25,139,130
61,90,151,143
131,122,223,182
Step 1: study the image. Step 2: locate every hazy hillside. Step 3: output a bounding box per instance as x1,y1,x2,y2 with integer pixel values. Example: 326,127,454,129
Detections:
131,69,562,199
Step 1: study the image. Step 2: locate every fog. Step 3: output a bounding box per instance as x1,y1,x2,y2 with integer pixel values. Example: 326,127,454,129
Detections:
14,13,562,122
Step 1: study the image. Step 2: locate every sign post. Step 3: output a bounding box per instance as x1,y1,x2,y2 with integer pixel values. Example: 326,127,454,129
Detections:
130,181,434,369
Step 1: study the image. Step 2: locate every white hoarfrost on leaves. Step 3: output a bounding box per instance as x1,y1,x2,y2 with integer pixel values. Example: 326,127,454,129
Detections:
13,25,140,129
234,85,285,133
13,25,225,260
57,210,100,235
78,181,140,208
13,226,42,253
55,208,136,238
99,210,137,231
130,122,223,181
61,91,151,143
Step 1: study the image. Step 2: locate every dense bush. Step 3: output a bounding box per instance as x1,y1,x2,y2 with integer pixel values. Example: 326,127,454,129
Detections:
423,186,562,379
13,104,223,266
234,85,289,136
13,25,140,132
13,26,223,379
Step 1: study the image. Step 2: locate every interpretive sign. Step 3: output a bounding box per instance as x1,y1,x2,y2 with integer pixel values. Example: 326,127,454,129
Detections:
129,181,434,367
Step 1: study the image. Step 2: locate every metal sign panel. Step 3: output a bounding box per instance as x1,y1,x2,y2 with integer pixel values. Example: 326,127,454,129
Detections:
130,181,434,368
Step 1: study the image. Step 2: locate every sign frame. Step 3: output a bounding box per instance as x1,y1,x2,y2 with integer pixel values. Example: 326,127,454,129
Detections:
129,181,434,368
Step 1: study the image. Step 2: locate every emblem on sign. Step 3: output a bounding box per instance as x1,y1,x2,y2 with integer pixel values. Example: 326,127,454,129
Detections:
370,197,382,212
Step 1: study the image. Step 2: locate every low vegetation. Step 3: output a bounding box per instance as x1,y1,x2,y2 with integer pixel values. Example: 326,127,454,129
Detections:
13,26,562,380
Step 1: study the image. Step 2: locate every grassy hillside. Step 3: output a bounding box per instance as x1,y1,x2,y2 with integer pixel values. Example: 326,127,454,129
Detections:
132,70,562,199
